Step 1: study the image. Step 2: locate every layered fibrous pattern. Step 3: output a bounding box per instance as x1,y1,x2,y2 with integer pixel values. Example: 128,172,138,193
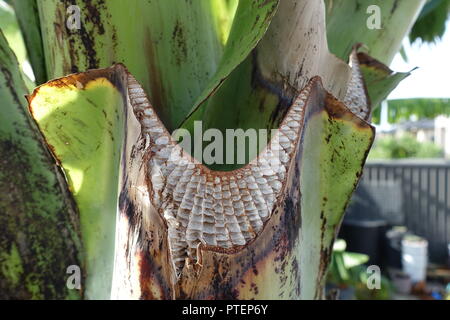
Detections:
128,74,312,273
343,49,370,120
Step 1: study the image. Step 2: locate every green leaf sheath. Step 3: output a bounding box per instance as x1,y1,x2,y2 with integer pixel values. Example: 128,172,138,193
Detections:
0,30,82,299
28,65,133,299
37,0,223,131
0,1,35,90
325,0,426,65
357,52,411,111
11,0,47,85
297,79,375,298
0,2,26,68
325,1,426,111
210,0,239,45
183,0,279,124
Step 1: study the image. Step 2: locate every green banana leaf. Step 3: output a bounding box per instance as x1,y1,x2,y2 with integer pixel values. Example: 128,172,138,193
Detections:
11,0,47,85
183,0,279,124
36,0,279,132
358,51,411,111
325,0,426,65
0,1,27,69
297,80,375,298
210,0,239,45
410,0,450,44
181,0,352,171
27,65,130,299
37,0,223,131
0,0,35,90
0,30,82,299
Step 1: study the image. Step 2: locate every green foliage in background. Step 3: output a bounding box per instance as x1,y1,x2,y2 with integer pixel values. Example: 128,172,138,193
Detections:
353,269,393,300
410,0,450,44
373,98,450,124
326,239,392,300
369,134,443,159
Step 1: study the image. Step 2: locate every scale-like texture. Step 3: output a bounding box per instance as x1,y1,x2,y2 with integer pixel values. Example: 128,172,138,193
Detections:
343,49,371,120
128,75,312,273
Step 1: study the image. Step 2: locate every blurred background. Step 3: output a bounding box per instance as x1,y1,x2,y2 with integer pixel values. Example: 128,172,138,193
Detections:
328,1,450,300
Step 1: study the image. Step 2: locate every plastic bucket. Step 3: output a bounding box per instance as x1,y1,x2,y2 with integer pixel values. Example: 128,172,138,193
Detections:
384,226,408,269
401,236,428,283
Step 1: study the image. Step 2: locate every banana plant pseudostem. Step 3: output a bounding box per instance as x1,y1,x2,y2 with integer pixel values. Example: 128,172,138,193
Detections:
0,0,426,299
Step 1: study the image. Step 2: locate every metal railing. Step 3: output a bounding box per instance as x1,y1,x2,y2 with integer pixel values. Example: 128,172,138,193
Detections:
354,159,450,264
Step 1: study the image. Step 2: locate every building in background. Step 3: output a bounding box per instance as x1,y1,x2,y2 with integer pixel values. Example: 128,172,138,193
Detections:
435,116,450,158
376,102,450,159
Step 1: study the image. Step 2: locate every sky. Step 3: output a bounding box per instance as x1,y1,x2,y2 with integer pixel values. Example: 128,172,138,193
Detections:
388,20,450,100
